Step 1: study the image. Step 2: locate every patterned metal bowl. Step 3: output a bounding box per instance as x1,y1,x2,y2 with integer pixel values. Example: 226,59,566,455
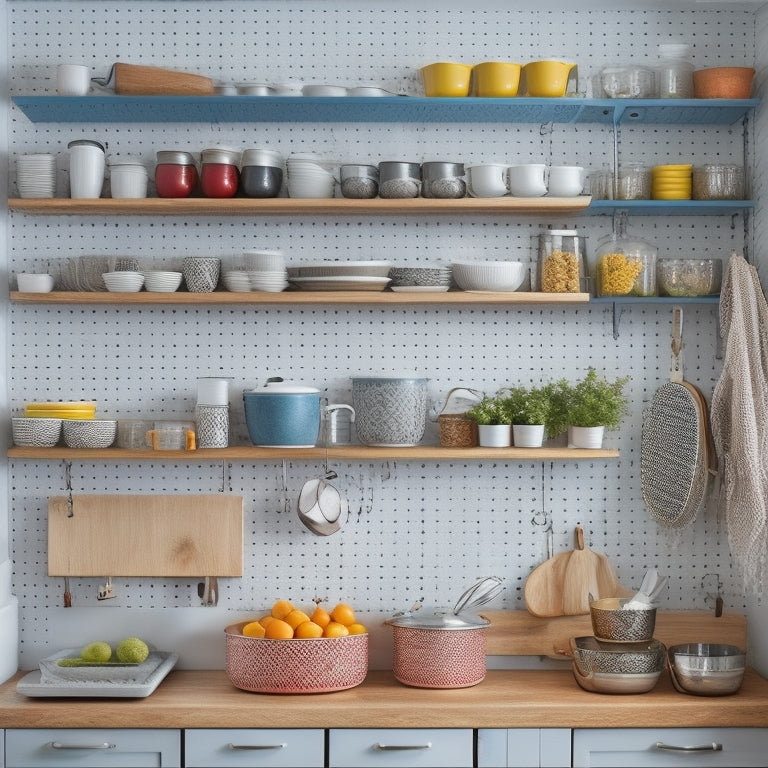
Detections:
590,597,657,642
570,636,666,675
224,622,368,694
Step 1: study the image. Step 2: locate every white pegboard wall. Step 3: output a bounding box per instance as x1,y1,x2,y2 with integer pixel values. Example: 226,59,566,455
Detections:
4,1,756,667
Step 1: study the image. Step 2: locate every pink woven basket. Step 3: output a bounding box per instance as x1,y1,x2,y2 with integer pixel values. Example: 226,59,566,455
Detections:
391,626,487,689
225,622,369,694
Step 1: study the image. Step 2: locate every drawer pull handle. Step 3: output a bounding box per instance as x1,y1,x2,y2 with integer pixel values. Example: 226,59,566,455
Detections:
655,741,723,754
49,741,116,750
375,742,432,751
228,742,286,750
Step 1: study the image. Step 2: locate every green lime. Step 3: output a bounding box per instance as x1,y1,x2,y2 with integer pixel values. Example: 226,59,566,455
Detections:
80,641,113,662
115,637,150,664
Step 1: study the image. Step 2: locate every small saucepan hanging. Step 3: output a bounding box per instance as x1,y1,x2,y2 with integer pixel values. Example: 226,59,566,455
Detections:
641,307,710,528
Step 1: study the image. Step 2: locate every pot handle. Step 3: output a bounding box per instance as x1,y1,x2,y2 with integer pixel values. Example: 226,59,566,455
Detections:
438,387,484,416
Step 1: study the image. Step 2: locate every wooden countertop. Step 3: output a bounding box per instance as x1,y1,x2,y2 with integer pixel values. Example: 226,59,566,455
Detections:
3,668,768,730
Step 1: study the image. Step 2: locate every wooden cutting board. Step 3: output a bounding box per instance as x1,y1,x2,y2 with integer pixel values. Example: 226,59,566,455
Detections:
48,494,243,577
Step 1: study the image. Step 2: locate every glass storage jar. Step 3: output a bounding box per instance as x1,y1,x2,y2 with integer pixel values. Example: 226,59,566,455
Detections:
692,164,745,200
617,163,651,200
594,219,657,297
536,228,587,293
155,151,198,198
657,42,694,99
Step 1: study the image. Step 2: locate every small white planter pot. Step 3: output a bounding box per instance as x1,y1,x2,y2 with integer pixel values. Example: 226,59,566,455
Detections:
478,424,512,447
513,424,545,448
569,425,605,449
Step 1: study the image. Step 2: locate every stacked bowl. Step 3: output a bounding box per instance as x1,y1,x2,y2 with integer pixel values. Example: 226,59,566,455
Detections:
11,417,62,447
16,153,56,198
142,271,183,292
223,250,288,293
388,265,452,292
286,155,336,198
25,401,96,420
102,271,145,292
651,164,692,200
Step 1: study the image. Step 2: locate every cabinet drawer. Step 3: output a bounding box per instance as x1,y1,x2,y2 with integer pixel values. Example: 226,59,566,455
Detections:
5,729,181,768
328,728,472,768
477,728,571,767
573,727,768,767
184,729,324,767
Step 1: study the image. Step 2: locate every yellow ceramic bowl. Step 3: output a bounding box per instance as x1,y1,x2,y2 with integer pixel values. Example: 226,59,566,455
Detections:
523,60,577,97
652,164,693,173
652,190,692,200
420,62,473,97
473,61,523,97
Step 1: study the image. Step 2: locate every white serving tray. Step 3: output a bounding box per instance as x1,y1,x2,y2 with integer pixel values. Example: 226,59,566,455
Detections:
16,651,178,698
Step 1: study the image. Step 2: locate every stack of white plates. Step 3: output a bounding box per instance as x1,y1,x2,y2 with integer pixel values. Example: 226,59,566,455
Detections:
249,269,289,292
16,153,56,198
102,271,145,292
286,154,337,198
142,270,183,292
222,271,252,292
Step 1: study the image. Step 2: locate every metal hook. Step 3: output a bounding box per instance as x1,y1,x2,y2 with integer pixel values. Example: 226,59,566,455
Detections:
63,460,74,517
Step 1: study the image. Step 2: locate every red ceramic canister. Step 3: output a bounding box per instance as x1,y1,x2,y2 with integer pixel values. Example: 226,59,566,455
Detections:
154,151,199,198
200,148,240,198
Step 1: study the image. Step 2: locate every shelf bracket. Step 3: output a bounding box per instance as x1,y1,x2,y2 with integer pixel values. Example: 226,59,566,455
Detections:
611,302,623,340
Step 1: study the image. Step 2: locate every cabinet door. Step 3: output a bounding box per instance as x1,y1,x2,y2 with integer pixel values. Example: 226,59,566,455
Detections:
5,729,181,768
184,729,324,768
477,728,571,768
573,727,768,767
329,728,472,768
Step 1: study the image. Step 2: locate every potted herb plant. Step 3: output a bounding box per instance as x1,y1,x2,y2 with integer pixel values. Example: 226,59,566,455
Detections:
566,368,630,449
466,393,512,447
503,385,551,448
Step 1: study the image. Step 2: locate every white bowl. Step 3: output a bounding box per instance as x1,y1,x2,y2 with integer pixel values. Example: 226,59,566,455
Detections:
17,273,54,293
142,270,183,292
452,260,528,292
62,419,117,449
12,417,62,447
102,271,145,293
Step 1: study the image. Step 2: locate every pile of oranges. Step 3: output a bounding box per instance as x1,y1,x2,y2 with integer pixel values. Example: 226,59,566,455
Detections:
242,599,366,640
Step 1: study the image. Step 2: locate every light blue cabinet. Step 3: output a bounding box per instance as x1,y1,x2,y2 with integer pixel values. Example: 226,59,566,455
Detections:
573,728,768,768
4,729,181,768
477,728,571,768
184,729,324,768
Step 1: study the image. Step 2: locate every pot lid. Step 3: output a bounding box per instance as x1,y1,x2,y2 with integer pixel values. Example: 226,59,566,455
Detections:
386,575,503,630
67,139,105,152
250,376,320,394
156,150,197,165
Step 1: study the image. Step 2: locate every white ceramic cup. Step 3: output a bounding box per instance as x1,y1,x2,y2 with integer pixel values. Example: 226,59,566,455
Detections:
68,140,105,198
16,273,54,293
466,164,509,198
507,163,548,197
109,164,149,198
547,165,586,197
56,63,90,96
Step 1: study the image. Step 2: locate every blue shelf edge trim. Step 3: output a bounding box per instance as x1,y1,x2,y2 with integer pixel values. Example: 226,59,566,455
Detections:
11,95,760,125
591,296,720,304
587,200,754,215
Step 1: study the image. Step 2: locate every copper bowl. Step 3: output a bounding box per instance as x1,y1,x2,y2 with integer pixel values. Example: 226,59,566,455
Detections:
589,597,656,643
693,67,755,99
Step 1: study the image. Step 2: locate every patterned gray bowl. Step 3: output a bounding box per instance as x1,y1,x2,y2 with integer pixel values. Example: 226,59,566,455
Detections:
570,636,666,675
590,597,657,642
62,419,117,449
388,267,452,287
12,417,62,447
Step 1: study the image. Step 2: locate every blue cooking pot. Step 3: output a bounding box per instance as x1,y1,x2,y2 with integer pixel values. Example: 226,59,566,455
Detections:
243,377,321,447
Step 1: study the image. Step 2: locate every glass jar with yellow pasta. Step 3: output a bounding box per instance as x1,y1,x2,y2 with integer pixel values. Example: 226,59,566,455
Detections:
536,229,587,293
594,223,657,297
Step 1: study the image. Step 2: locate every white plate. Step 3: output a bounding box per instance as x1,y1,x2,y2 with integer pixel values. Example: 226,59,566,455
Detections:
390,285,451,292
17,652,178,698
290,276,391,291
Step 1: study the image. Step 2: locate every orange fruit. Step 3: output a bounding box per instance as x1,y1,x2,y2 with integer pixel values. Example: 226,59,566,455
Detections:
271,599,295,620
330,603,356,626
311,605,332,628
323,621,350,638
258,615,275,628
241,621,266,638
346,622,367,635
283,609,311,630
294,621,324,639
264,618,295,639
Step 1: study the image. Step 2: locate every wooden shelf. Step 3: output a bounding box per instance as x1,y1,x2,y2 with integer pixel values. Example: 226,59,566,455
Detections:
7,196,592,216
7,445,619,461
10,290,591,306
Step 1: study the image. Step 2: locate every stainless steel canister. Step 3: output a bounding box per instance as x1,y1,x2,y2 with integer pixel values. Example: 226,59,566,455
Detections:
378,161,421,199
421,161,466,199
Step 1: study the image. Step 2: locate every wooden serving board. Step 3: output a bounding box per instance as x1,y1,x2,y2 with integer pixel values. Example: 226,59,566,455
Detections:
482,610,747,658
48,494,243,577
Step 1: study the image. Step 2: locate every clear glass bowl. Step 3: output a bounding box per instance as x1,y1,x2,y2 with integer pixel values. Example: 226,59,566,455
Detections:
657,258,723,297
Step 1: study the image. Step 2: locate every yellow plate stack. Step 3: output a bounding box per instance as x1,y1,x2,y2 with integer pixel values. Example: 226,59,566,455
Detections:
25,401,96,420
651,164,693,200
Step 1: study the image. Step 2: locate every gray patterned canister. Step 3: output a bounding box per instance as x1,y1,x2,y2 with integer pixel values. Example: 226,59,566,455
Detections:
352,377,429,447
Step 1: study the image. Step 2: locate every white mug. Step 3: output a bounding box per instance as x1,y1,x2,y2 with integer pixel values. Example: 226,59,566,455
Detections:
57,64,90,96
466,164,509,198
507,164,548,197
68,140,105,199
547,165,586,197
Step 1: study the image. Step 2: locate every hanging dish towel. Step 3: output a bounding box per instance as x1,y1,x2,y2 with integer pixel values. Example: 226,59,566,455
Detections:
711,252,768,592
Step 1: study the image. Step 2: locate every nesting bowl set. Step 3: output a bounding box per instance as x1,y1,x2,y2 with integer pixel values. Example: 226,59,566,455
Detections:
12,401,117,449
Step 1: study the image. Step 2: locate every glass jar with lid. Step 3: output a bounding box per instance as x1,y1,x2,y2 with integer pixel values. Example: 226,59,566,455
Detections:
657,42,694,99
594,217,657,297
536,228,587,293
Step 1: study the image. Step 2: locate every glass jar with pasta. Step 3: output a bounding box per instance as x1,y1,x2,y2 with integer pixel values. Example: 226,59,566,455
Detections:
536,229,587,293
594,220,657,297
